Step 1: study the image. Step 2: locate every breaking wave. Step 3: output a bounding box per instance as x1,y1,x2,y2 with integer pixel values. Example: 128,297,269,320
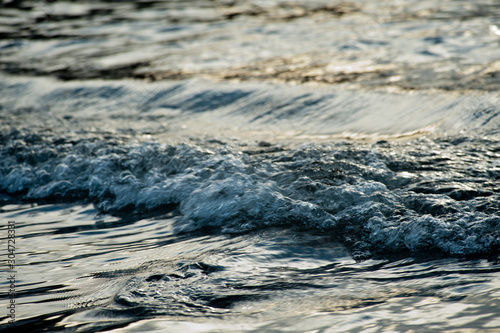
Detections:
2,124,499,259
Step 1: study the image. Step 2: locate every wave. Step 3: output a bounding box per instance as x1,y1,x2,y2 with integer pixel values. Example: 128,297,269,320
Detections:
1,124,499,259
1,76,499,139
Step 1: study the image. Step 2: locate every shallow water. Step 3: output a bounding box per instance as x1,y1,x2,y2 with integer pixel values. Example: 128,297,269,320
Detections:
2,203,500,332
1,0,500,332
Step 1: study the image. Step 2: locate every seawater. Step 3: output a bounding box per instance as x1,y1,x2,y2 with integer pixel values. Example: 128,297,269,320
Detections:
1,1,500,332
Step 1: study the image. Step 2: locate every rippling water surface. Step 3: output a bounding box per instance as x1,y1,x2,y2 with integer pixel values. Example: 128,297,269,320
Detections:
1,1,500,332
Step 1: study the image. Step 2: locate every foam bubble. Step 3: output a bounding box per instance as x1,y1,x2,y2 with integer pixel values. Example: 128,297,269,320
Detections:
1,131,499,259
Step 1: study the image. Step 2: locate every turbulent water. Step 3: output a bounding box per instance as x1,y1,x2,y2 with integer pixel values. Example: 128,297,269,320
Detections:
1,1,500,332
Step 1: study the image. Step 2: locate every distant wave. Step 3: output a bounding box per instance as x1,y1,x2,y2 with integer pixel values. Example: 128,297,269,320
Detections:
1,77,499,140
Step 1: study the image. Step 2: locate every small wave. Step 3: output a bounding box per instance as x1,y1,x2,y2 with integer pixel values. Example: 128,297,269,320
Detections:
1,77,499,142
1,130,499,259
